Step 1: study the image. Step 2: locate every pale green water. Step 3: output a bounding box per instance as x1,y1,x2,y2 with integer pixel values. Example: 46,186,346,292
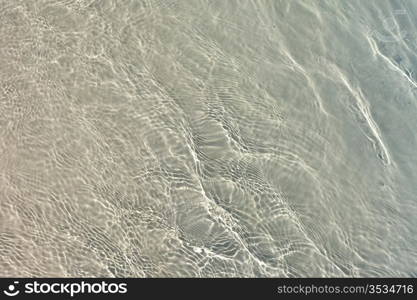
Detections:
0,0,416,277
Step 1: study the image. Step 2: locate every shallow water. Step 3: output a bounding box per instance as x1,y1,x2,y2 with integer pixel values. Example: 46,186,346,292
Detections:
0,0,416,277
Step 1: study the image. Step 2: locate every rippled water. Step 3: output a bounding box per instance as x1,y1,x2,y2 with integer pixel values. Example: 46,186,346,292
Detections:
1,0,417,277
